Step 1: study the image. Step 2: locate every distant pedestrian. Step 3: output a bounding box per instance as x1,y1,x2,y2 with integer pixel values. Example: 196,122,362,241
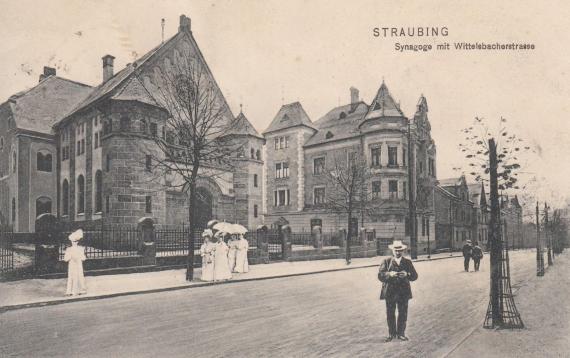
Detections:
234,234,249,273
472,242,483,272
200,230,215,282
378,240,418,342
64,229,87,296
213,231,232,281
227,234,239,272
462,240,473,272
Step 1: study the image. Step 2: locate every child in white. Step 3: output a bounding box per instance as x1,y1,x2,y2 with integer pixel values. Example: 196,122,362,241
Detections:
64,229,87,296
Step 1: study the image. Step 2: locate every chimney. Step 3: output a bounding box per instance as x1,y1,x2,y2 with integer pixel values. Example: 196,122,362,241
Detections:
350,87,359,104
179,14,191,32
39,66,56,82
102,55,115,82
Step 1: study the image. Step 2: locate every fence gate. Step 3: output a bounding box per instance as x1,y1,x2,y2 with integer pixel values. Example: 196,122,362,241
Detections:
0,226,14,275
267,230,284,261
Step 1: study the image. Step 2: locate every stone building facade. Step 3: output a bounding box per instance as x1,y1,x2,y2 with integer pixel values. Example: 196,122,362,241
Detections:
262,83,437,251
0,15,263,232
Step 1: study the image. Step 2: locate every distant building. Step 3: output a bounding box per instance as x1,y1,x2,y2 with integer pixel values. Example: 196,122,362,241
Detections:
501,195,523,249
434,176,475,250
0,15,264,232
262,83,437,251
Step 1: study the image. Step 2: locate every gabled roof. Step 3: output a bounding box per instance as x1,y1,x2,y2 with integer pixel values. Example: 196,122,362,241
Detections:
304,102,368,147
263,102,315,135
467,183,486,207
230,111,263,139
60,32,182,122
4,76,92,134
364,81,405,119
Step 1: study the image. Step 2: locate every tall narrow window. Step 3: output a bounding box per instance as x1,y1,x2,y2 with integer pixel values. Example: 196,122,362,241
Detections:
389,180,398,199
150,123,158,137
145,155,152,172
274,138,279,150
372,181,381,198
403,181,407,200
140,119,147,134
77,175,85,214
256,150,261,160
254,174,258,188
95,170,103,213
371,147,381,167
106,154,111,172
12,150,17,173
254,204,258,218
388,146,398,166
275,163,282,178
106,196,110,213
145,196,152,213
62,179,69,216
313,157,325,175
283,162,289,178
403,148,407,166
94,133,99,149
11,198,16,222
250,148,255,159
314,187,326,205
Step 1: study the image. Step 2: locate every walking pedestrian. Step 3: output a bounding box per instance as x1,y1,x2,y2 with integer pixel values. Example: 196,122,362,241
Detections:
200,230,215,282
213,231,232,281
378,240,418,342
64,229,87,296
234,234,249,273
472,241,483,271
462,240,473,272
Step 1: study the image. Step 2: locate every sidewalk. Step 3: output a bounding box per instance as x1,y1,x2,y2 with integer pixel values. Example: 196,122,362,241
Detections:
0,252,458,312
447,252,570,358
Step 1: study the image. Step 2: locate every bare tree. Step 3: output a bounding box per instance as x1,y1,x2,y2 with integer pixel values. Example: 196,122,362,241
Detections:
136,54,245,281
321,150,377,264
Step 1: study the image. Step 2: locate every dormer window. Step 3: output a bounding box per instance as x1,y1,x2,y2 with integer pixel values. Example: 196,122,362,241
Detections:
374,102,381,110
325,131,334,139
281,114,290,122
339,112,347,119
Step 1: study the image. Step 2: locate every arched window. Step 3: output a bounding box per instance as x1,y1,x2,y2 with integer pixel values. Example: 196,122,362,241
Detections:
36,151,53,172
11,198,16,223
140,118,147,134
95,170,103,213
77,175,85,214
339,112,347,119
0,137,4,151
120,116,130,131
256,149,261,160
36,197,52,217
12,150,17,173
62,179,69,216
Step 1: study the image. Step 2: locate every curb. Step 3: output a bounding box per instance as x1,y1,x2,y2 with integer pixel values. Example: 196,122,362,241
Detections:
0,255,460,313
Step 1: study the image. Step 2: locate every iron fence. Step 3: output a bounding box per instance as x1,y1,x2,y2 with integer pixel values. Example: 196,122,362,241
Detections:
0,226,14,274
59,226,140,260
155,226,203,256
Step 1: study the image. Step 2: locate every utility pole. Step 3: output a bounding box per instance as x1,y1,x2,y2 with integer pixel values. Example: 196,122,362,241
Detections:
449,199,454,256
407,119,417,259
536,202,544,276
545,203,553,266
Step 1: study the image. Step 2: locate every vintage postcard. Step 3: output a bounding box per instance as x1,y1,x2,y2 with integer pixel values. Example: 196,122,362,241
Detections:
0,1,569,357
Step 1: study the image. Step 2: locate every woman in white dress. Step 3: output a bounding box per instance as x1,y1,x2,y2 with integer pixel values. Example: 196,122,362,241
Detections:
64,229,87,296
213,231,232,281
227,234,239,272
234,234,249,273
200,230,215,282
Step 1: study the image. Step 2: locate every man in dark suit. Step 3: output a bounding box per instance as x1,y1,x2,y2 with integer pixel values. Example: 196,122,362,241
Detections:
462,240,473,272
378,240,418,342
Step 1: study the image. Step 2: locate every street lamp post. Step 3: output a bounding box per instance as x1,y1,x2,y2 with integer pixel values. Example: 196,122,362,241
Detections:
407,120,418,259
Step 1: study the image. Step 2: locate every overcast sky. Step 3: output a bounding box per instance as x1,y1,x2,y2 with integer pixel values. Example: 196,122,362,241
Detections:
1,0,569,210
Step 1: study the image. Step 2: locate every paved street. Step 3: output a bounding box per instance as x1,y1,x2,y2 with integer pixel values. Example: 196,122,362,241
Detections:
0,251,538,357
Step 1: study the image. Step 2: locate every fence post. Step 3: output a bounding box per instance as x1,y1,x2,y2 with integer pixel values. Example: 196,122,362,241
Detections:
34,214,61,275
257,225,269,264
137,217,156,266
282,225,292,260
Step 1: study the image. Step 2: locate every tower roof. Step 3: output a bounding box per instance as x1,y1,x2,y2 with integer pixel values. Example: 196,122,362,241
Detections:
364,81,405,119
262,101,315,135
230,111,263,139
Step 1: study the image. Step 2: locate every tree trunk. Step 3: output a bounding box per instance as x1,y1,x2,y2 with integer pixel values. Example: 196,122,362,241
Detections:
488,138,502,325
346,212,352,264
186,181,196,281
